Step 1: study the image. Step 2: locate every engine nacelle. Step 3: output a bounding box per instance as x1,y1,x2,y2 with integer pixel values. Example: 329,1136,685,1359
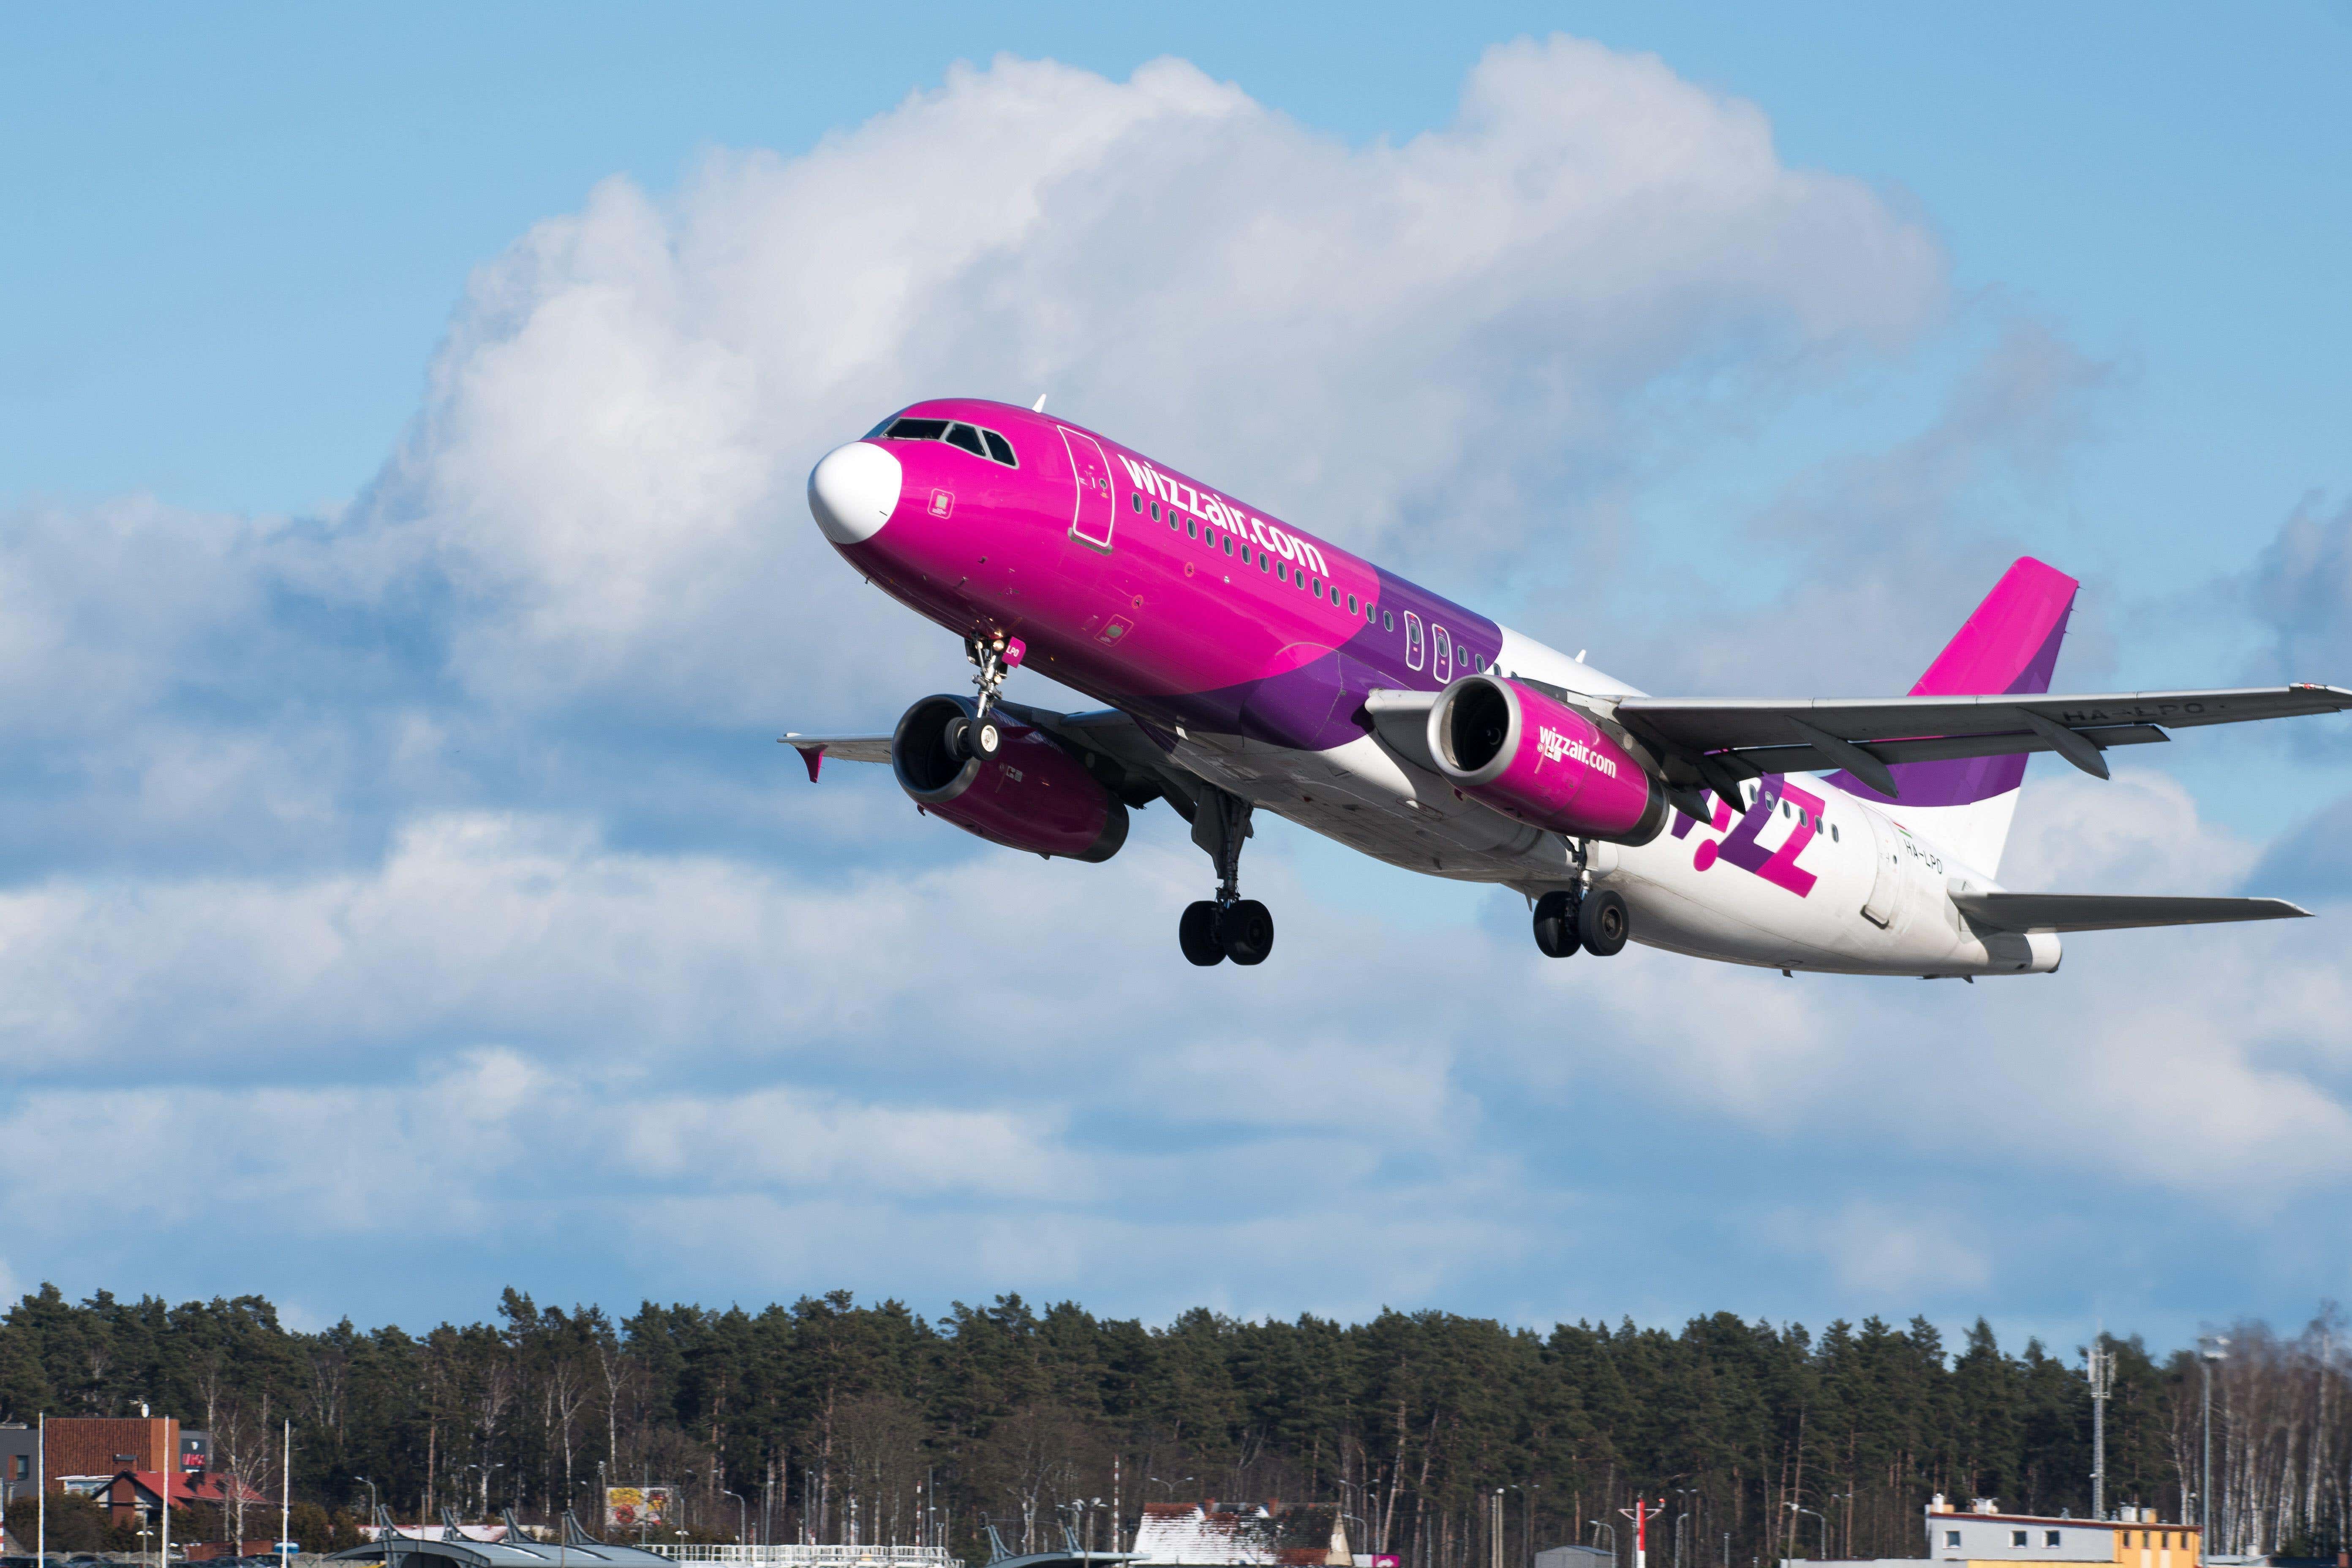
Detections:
1426,675,1668,845
891,695,1129,862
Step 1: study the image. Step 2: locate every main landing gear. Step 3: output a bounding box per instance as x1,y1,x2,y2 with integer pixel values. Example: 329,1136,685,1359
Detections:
1180,786,1274,966
1530,885,1630,959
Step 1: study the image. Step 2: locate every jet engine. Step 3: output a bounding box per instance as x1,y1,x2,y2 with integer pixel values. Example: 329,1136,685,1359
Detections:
1426,674,1668,845
891,695,1129,862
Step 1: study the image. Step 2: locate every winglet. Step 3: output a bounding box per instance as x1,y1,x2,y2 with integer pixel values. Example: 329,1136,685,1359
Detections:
1032,393,1048,412
780,735,823,782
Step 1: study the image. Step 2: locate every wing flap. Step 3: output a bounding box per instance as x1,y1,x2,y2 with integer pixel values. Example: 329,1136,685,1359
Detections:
1952,893,2311,933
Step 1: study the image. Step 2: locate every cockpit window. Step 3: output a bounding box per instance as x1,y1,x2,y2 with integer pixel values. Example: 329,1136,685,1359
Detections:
879,416,1019,468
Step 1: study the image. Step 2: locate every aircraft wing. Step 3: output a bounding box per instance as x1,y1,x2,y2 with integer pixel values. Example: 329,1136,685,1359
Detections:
1610,683,2352,799
779,732,893,781
1952,893,2311,933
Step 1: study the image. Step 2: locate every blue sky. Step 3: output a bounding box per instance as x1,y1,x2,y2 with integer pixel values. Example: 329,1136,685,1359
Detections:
3,3,2349,1352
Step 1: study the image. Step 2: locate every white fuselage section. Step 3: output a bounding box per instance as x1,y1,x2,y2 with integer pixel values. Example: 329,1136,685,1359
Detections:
1166,624,2060,978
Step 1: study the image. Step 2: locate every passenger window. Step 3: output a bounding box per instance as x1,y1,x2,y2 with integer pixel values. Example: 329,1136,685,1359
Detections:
886,417,949,441
1131,493,1143,513
944,422,987,456
1276,561,1287,581
1187,519,1198,539
1404,612,1425,671
1347,593,1358,613
1383,610,1394,632
1258,551,1268,571
983,430,1017,465
1831,825,1840,841
1312,577,1322,598
1433,626,1451,681
1222,534,1233,555
1153,502,1164,523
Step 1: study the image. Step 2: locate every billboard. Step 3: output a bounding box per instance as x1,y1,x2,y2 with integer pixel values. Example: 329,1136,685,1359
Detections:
605,1487,674,1532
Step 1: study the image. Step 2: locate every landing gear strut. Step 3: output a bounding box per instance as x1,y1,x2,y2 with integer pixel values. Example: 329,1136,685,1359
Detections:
955,633,1016,760
1180,785,1273,966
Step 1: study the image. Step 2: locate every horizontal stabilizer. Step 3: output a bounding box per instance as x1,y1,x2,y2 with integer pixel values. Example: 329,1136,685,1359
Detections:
1951,892,2311,934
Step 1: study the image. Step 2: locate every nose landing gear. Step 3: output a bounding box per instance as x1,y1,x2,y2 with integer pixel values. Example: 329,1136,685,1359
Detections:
1179,786,1274,966
950,633,1021,760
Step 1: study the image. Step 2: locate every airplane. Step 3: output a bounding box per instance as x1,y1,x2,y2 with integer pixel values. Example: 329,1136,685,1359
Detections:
787,397,2347,975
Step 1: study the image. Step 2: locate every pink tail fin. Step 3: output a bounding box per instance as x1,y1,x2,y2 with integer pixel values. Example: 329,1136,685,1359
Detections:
1829,556,2080,816
1909,555,2080,701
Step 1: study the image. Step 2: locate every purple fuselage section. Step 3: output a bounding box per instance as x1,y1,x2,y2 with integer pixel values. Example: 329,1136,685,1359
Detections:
831,398,1500,753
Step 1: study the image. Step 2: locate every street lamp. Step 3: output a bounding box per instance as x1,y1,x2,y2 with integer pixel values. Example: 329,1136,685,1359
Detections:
1786,1505,1827,1562
1827,1494,1854,1561
723,1492,749,1547
1148,1478,1195,1501
2200,1337,2228,1562
1674,1489,1701,1568
1589,1520,1618,1567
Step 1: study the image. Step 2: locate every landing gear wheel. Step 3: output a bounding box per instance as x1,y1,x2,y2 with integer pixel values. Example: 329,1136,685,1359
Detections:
1179,901,1226,966
1578,888,1630,956
964,711,1003,760
1532,891,1581,958
1217,899,1274,965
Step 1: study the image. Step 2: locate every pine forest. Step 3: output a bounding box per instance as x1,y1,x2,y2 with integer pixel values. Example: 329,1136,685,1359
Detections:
1,1289,2346,1568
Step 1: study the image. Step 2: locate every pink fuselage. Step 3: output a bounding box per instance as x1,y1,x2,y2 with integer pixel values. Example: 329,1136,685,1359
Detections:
828,399,1498,751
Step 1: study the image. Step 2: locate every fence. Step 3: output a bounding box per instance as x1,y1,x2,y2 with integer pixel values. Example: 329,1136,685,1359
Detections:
643,1548,959,1568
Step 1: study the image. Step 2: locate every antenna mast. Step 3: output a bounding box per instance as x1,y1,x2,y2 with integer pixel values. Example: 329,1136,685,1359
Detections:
2088,1338,2114,1518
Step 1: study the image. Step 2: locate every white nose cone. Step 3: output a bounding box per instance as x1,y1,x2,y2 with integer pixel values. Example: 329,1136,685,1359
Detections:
808,440,902,544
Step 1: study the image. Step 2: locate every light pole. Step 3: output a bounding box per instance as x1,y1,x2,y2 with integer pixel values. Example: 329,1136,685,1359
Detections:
1786,1505,1827,1563
724,1492,749,1547
2199,1337,2228,1562
1589,1520,1618,1567
1827,1494,1853,1561
1148,1478,1194,1501
1674,1489,1701,1568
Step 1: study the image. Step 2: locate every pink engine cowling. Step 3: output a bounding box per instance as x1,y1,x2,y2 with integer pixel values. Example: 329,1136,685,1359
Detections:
891,695,1129,862
1426,675,1668,845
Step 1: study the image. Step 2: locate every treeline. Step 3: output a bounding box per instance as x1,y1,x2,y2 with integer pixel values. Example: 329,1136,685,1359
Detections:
0,1288,2344,1567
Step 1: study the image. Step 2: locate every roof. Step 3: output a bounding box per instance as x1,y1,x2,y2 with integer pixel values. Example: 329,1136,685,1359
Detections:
330,1514,673,1568
110,1470,272,1507
1131,1504,1348,1567
1930,1513,2191,1532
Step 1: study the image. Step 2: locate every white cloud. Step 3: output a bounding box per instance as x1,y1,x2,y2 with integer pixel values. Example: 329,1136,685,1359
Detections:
360,39,1943,720
1767,1201,1993,1299
2002,766,2262,895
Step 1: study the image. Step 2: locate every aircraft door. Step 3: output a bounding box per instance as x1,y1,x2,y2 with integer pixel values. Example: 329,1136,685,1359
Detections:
1859,807,1903,929
1060,427,1116,550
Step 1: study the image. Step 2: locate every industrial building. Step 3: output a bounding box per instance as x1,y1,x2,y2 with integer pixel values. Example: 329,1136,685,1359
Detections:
1783,1497,2200,1568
